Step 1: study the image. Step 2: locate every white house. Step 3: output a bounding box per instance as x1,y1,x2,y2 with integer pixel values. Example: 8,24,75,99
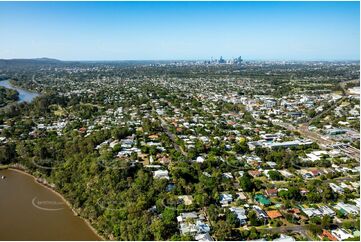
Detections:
153,170,169,180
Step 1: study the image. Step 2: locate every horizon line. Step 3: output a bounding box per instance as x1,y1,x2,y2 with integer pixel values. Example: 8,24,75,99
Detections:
1,57,360,62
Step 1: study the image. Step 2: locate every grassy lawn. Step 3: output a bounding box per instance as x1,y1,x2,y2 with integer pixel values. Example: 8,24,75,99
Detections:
0,164,9,170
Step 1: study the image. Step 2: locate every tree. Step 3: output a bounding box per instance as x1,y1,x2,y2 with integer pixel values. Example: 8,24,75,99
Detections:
248,210,261,226
111,127,132,140
213,220,232,240
226,210,240,227
0,143,16,164
268,170,283,181
170,234,193,241
249,227,259,240
207,204,219,222
321,185,336,202
239,173,254,192
194,193,210,207
150,218,165,240
162,207,176,225
309,224,322,236
279,187,300,200
307,192,322,203
321,215,332,229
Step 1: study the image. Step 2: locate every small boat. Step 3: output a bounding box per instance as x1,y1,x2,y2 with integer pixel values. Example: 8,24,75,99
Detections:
1,175,6,179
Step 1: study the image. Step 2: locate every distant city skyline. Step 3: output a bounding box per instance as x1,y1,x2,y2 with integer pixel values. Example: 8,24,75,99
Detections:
0,1,359,61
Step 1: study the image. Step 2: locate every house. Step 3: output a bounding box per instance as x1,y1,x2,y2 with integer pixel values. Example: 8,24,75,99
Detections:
263,170,274,179
340,182,354,191
177,212,198,222
159,156,171,164
261,133,282,141
196,220,210,233
287,208,300,214
244,155,262,165
222,172,233,179
265,188,278,197
301,207,322,217
318,206,336,217
310,169,321,177
331,228,353,241
79,127,87,133
236,192,247,201
266,210,283,219
263,139,313,149
285,208,301,220
109,140,119,148
148,134,159,140
196,156,205,163
178,195,193,206
306,150,328,161
329,183,344,194
335,202,359,215
195,233,213,241
300,189,309,196
203,172,211,177
266,161,277,168
248,170,262,178
220,193,233,206
327,129,348,136
302,205,335,218
177,212,211,237
229,207,247,225
279,170,294,178
274,234,295,241
252,205,268,220
179,223,198,235
322,230,338,241
153,170,170,179
353,198,361,208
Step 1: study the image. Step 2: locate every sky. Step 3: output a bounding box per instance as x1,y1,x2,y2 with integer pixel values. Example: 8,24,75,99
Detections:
0,1,359,61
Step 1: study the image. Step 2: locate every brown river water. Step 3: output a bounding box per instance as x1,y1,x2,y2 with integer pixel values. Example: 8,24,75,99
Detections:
0,169,101,240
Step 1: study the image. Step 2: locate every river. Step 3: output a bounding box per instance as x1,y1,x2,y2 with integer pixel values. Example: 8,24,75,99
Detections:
0,80,40,103
0,169,101,240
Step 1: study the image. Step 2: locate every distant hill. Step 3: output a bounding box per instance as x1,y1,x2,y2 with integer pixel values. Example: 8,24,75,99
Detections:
0,58,63,67
32,57,62,62
0,58,191,68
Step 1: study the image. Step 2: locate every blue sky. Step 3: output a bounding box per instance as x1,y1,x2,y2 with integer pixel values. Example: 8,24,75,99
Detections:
0,1,359,60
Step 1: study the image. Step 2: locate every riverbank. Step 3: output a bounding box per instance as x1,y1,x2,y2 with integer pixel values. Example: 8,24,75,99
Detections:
0,79,40,104
7,78,41,94
7,167,105,241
